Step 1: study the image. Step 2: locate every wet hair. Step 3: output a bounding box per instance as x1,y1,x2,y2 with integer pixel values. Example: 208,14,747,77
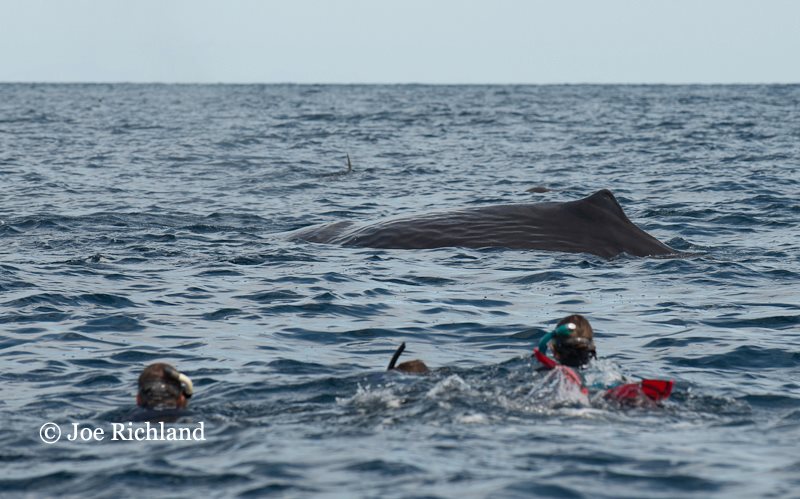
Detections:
387,343,430,374
137,363,192,410
551,314,597,368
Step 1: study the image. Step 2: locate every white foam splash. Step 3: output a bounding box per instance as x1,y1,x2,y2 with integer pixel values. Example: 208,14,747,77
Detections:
425,374,471,398
582,358,626,389
512,368,591,409
336,383,403,409
457,413,488,424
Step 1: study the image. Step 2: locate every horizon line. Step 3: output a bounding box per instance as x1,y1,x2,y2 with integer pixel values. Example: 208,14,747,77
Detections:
1,80,798,86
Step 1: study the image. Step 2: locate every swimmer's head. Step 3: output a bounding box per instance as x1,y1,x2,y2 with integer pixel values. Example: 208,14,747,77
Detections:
550,314,596,368
136,363,193,410
387,343,430,374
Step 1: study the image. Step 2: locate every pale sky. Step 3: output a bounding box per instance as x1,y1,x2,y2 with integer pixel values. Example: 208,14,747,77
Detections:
1,0,798,84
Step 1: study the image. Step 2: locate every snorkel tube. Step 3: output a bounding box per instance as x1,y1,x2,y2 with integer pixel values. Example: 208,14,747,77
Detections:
533,322,576,369
164,365,194,400
538,323,576,356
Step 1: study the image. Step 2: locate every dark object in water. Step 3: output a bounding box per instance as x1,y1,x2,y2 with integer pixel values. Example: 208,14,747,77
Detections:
292,189,676,259
137,363,194,410
319,154,353,178
387,342,430,374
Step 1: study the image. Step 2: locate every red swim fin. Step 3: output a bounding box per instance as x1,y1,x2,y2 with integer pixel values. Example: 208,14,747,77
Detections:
640,379,673,401
605,379,673,402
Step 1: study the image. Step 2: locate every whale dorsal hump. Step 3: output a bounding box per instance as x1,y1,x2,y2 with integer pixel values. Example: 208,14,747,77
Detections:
581,189,630,223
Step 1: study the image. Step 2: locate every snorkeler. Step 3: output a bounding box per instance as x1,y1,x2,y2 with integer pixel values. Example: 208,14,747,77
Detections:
533,314,595,395
387,342,430,374
136,363,194,410
534,314,673,403
384,314,672,403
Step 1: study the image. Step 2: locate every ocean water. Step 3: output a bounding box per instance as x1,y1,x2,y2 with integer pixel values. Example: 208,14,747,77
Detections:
0,83,798,498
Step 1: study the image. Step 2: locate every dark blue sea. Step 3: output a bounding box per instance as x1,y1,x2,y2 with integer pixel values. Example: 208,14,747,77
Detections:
1,84,798,498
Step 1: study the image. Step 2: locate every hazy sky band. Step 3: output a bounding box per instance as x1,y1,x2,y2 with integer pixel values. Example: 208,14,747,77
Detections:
1,0,798,84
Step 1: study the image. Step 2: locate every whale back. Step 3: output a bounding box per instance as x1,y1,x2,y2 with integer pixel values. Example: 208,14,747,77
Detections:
292,190,675,258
